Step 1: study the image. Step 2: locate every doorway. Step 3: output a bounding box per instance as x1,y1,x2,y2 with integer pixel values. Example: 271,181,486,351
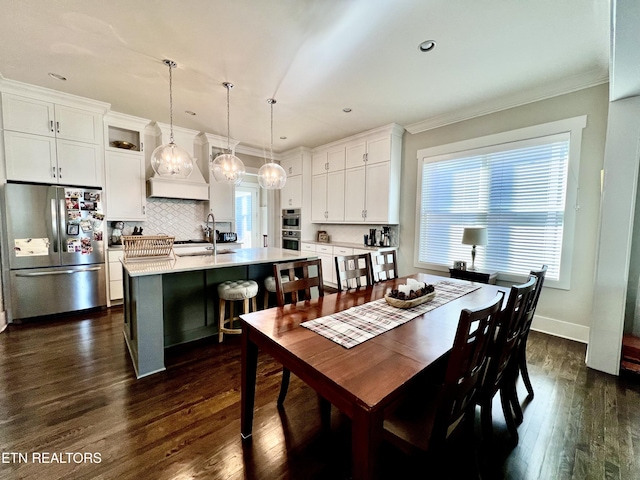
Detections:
235,184,260,248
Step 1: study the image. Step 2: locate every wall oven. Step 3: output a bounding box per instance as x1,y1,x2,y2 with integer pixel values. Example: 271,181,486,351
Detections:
282,208,301,230
282,229,301,251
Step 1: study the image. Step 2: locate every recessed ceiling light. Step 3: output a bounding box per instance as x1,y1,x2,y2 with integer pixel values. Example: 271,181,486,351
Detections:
343,108,352,113
418,40,437,52
280,136,287,140
48,73,67,81
185,110,196,116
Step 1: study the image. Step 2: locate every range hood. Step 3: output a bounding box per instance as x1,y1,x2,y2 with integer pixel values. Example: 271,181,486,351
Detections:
147,160,209,200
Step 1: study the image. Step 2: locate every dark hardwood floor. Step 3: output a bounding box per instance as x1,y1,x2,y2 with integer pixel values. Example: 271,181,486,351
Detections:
0,306,639,479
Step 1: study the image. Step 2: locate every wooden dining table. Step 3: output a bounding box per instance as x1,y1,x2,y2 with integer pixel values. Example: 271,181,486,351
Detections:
240,273,508,480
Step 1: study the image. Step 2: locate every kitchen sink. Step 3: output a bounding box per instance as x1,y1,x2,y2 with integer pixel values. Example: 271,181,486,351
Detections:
176,249,236,257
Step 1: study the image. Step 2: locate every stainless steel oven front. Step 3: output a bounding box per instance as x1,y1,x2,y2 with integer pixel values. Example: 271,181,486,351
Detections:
282,208,301,230
282,229,301,251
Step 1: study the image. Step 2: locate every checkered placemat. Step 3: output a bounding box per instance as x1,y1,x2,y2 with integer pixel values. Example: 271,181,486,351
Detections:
301,281,480,349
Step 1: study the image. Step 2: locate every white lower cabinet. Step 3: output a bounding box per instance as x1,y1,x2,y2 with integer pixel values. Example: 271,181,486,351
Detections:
108,250,124,303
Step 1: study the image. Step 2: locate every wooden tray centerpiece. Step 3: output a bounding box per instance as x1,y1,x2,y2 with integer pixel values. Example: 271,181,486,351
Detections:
385,279,436,308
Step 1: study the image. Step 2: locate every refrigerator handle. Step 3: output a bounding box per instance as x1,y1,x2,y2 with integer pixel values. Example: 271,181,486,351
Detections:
15,267,103,277
50,197,58,253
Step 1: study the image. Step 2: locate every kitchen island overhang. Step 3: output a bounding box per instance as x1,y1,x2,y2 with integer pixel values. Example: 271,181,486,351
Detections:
121,247,315,378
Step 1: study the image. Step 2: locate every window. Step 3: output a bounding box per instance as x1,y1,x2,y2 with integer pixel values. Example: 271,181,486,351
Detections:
235,184,259,248
415,116,586,289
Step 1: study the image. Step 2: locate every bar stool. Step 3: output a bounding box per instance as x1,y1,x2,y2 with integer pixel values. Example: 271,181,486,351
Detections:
217,280,259,342
263,274,296,309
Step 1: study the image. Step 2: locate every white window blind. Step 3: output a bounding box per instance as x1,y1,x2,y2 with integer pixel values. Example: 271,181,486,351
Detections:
417,133,570,282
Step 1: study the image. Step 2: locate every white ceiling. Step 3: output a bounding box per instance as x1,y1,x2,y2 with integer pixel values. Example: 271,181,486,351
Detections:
0,0,610,152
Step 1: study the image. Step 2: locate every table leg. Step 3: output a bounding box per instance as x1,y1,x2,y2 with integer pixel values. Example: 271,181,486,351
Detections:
241,326,258,440
352,405,383,480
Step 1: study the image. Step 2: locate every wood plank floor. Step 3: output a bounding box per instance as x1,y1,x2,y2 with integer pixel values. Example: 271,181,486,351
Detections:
0,306,639,479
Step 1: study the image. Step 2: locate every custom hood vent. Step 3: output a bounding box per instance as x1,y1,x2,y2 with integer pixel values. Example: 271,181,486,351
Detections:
147,162,209,200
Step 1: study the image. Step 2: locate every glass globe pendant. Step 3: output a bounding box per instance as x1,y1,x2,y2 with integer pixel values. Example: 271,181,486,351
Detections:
211,82,245,185
257,98,287,190
150,59,194,179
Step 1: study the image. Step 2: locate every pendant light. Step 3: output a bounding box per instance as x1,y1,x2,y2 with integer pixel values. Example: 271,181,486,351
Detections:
210,82,245,185
150,59,194,178
258,98,287,190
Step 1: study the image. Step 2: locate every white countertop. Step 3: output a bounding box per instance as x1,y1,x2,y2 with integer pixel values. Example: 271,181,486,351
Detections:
121,247,314,277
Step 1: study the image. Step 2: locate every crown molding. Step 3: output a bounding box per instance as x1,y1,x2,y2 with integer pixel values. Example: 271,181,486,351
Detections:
405,69,609,135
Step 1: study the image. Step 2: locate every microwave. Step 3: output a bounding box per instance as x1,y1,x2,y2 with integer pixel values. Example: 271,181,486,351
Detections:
282,208,301,230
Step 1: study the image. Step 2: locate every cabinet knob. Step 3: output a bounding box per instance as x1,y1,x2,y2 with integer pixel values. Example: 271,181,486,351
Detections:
56,121,60,134
52,166,56,178
140,142,143,152
50,121,54,133
59,167,62,178
289,167,292,174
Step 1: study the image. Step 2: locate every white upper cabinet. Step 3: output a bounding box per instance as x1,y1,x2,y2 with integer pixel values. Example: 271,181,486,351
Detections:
1,91,105,187
199,132,238,223
104,112,149,221
281,174,302,209
311,124,404,224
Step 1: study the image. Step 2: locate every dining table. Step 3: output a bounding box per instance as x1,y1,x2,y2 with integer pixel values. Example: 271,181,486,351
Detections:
240,272,508,480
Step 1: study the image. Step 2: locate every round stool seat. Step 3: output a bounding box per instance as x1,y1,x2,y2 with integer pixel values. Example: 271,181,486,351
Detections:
218,280,259,301
264,275,297,292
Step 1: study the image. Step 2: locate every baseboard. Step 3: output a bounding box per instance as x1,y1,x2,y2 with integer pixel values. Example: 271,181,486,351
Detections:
531,314,590,344
0,310,7,333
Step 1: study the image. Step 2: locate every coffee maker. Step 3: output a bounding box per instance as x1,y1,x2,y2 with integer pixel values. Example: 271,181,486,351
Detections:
369,228,377,247
382,226,391,247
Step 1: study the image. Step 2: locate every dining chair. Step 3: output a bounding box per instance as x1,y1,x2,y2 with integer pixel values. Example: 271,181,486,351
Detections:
512,264,547,424
272,258,325,407
382,292,504,465
371,249,399,283
477,276,536,445
273,258,324,307
334,253,373,291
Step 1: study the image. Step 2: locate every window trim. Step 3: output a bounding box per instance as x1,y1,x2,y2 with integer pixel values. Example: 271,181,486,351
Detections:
413,115,587,290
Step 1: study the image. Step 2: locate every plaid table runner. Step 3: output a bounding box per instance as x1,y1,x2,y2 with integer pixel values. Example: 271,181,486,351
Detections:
301,281,481,349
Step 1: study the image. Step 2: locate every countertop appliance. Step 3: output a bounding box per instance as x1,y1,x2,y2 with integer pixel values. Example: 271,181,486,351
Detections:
217,231,238,243
1,183,106,321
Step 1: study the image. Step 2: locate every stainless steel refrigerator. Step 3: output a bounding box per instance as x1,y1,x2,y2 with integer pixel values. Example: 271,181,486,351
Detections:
2,182,106,321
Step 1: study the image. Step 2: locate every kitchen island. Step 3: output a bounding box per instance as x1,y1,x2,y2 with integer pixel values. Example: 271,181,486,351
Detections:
121,247,313,378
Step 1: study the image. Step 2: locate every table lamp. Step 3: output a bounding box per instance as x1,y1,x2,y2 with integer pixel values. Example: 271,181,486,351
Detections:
462,227,487,271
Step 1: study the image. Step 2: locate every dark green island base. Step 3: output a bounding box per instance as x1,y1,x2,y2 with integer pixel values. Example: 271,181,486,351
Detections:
121,248,312,378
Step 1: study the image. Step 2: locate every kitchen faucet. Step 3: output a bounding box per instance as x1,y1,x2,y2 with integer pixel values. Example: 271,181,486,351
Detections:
205,212,217,255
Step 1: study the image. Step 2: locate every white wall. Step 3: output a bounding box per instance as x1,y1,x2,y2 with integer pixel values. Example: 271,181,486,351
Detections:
398,84,609,342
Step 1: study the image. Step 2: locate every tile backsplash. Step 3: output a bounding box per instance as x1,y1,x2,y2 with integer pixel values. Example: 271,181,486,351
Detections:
107,198,230,243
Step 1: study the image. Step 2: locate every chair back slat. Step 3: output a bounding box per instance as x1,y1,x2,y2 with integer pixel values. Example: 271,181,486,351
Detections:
335,254,373,291
273,259,324,307
520,265,547,339
371,250,398,282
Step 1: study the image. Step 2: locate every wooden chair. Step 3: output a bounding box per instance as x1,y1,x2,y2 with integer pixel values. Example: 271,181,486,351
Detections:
477,276,536,445
272,259,325,406
512,265,548,423
273,258,324,307
382,292,504,465
334,253,373,291
372,249,398,282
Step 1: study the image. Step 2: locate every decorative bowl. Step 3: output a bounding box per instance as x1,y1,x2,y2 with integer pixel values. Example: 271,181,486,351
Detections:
384,291,436,309
111,140,138,150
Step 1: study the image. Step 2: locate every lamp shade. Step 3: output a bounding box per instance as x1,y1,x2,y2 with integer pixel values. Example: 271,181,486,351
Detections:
150,142,194,178
258,162,287,189
210,152,245,185
462,227,488,246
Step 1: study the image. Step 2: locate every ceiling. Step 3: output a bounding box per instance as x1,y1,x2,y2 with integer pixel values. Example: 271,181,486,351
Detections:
0,0,610,152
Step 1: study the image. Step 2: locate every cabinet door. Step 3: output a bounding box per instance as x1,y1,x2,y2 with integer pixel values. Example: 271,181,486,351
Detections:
54,105,101,144
365,161,391,222
2,94,54,137
280,155,302,177
326,146,346,172
344,167,366,222
326,170,345,222
4,131,56,183
281,175,302,209
106,151,146,220
311,174,327,223
56,139,101,187
312,150,327,176
317,253,335,284
346,140,366,169
366,135,391,165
